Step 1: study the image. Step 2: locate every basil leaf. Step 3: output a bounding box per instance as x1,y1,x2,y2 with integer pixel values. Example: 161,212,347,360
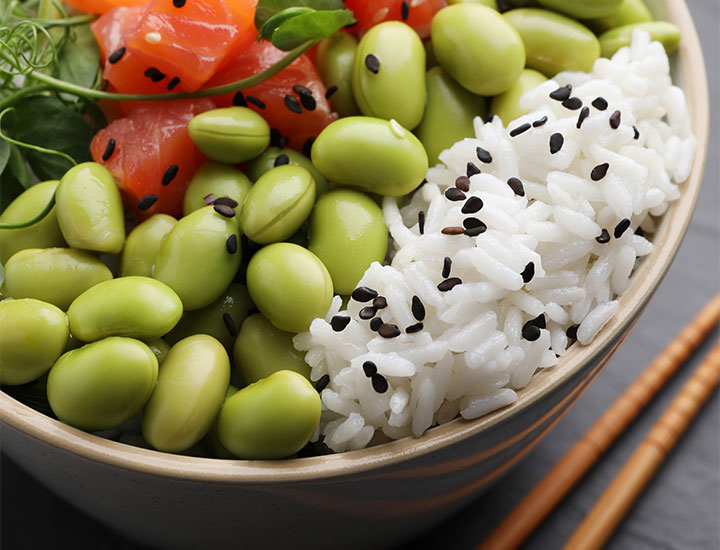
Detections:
271,9,356,51
56,24,101,103
259,7,315,42
0,145,28,213
255,0,345,29
0,138,9,175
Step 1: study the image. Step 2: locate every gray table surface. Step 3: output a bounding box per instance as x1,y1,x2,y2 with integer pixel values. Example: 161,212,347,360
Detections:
2,1,718,549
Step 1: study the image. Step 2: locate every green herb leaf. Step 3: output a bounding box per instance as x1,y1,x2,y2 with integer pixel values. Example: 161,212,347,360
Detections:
270,9,356,51
56,24,101,103
254,0,345,29
258,7,315,42
0,145,29,212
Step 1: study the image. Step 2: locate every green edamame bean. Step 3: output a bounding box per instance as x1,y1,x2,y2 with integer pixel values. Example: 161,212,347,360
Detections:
165,283,254,351
0,181,66,264
182,162,252,216
142,334,230,452
586,0,652,34
415,66,487,166
2,248,113,310
146,338,170,363
308,189,388,295
245,147,328,196
311,116,428,197
241,165,316,244
246,243,333,333
153,206,241,311
599,21,681,58
0,298,69,385
206,384,240,459
188,107,270,164
431,4,525,96
55,162,125,254
352,21,426,130
491,68,547,124
504,8,600,76
234,313,311,385
68,276,183,342
120,214,177,277
47,337,158,431
217,370,321,459
535,0,622,19
447,0,497,7
315,32,361,118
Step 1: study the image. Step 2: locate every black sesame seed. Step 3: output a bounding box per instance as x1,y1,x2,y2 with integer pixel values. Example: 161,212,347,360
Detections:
635,226,645,237
521,261,535,283
510,123,531,137
325,85,338,99
418,210,425,234
476,147,493,164
532,115,548,128
462,196,484,214
233,92,247,107
284,94,303,114
463,217,485,230
576,106,590,129
592,97,608,111
173,0,185,6
246,95,266,109
292,84,312,96
225,234,238,254
401,0,409,20
351,286,378,302
363,361,377,377
549,85,572,101
371,373,389,393
438,277,462,292
222,312,236,337
274,154,290,167
549,133,564,154
614,218,631,238
566,324,579,340
365,54,381,75
278,135,290,149
138,194,158,211
108,47,126,64
378,323,401,339
441,226,465,235
406,322,424,334
369,317,383,332
411,295,425,321
633,125,640,140
609,110,621,129
359,306,376,320
144,67,165,82
506,177,525,197
466,162,481,177
463,224,486,237
455,176,471,192
214,196,239,208
102,138,115,161
162,164,178,186
596,229,610,243
302,137,315,157
203,193,215,205
530,314,546,329
445,187,466,201
213,204,235,218
521,323,541,341
331,315,351,332
372,296,387,310
166,77,181,90
562,97,582,110
591,163,610,181
314,374,330,392
293,85,316,111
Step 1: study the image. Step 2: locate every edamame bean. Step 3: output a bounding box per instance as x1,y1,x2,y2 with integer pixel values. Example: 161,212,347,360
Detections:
447,0,497,8
0,298,69,385
165,283,254,351
68,277,183,342
153,206,241,311
315,32,361,117
352,21,426,130
599,22,681,58
431,4,525,96
2,248,113,310
308,189,388,295
586,0,653,34
246,243,333,333
47,337,158,432
188,107,270,164
245,147,328,195
142,334,230,452
234,313,311,384
0,180,65,264
120,214,177,277
146,338,170,363
182,162,252,216
55,162,125,254
311,116,428,197
217,370,321,459
415,66,487,166
241,165,316,244
535,0,623,19
504,8,600,76
491,68,547,124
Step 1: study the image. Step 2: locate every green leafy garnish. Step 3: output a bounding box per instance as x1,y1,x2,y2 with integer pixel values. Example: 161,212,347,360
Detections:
261,8,356,51
254,0,346,28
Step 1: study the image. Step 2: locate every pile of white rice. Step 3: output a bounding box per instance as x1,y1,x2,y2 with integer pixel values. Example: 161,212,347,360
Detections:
294,31,696,453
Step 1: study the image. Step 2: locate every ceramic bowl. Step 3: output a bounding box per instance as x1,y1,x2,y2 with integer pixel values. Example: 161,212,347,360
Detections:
0,1,709,548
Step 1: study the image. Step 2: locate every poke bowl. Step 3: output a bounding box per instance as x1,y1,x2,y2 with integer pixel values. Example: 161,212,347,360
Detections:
0,0,709,548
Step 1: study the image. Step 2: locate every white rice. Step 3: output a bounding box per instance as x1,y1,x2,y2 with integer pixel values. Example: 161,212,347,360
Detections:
294,31,696,452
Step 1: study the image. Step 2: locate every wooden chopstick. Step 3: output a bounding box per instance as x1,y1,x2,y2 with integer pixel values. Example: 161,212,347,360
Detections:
478,294,720,550
563,338,720,550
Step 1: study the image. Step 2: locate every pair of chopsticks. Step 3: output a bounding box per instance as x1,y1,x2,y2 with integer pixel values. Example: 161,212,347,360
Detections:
479,294,720,550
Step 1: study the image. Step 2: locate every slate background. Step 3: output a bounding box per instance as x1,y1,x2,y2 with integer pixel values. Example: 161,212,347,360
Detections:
1,1,718,548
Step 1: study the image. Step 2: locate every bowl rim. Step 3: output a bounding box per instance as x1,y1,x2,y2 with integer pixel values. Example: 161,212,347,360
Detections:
0,0,710,485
